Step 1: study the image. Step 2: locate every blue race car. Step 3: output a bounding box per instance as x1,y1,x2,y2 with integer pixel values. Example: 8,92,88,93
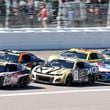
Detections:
101,49,110,58
96,59,110,82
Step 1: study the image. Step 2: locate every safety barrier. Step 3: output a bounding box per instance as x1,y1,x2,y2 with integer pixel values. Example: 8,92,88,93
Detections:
0,27,110,50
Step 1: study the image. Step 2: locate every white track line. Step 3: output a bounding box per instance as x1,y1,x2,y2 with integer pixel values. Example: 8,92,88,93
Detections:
1,89,110,97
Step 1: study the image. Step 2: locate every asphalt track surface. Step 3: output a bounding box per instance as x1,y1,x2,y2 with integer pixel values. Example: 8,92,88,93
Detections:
1,50,110,110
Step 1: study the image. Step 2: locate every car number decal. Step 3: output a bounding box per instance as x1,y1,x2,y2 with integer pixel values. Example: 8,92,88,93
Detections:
90,67,98,74
74,70,79,81
4,74,12,85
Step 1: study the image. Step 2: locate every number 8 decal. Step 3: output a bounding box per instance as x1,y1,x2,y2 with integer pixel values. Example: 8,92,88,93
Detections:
74,70,79,81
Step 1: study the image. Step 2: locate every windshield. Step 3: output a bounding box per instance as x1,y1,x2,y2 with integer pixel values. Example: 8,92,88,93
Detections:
102,51,110,56
46,59,74,69
0,54,19,63
61,51,87,59
102,59,110,65
30,54,39,61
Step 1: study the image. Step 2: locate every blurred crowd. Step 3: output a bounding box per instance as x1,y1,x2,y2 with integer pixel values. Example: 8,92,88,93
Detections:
0,0,109,28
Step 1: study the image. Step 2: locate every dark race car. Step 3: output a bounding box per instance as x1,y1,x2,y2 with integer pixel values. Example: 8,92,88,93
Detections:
0,50,45,70
0,61,31,87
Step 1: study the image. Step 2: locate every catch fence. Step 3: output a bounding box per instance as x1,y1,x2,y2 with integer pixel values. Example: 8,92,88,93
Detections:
0,1,109,28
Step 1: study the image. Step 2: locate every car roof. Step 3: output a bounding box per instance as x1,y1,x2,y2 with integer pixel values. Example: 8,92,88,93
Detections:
69,48,99,54
1,50,32,56
0,61,18,66
57,57,88,63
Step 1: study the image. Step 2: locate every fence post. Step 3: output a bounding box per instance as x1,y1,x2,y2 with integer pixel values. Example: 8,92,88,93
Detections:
57,0,62,28
107,0,110,27
5,0,10,28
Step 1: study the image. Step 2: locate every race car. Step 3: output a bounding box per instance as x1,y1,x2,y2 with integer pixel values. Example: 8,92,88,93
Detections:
101,49,110,58
48,48,104,63
0,50,45,70
0,61,31,87
32,58,98,86
95,58,110,82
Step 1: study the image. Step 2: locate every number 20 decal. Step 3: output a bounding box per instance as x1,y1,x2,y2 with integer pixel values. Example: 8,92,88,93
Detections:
4,74,12,84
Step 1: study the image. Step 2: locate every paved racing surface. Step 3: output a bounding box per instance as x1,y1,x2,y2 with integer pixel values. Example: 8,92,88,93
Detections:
0,50,110,110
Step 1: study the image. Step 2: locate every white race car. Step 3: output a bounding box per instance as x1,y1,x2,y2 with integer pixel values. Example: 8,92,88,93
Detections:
32,58,98,86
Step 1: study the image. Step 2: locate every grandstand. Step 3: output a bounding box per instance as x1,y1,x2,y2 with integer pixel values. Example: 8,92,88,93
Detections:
0,0,109,28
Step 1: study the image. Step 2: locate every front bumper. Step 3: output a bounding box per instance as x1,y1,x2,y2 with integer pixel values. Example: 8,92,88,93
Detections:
34,74,64,84
97,72,110,82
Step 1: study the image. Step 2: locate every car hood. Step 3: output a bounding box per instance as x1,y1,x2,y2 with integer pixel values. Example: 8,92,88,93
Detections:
104,64,110,69
48,54,59,62
98,67,110,72
0,71,19,76
36,66,67,75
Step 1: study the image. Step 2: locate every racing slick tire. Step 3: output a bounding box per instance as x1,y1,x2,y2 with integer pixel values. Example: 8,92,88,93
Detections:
0,76,4,87
18,76,30,88
88,74,96,85
65,74,73,86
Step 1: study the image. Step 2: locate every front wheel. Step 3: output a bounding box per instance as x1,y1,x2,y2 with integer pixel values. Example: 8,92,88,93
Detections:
0,76,4,87
65,74,73,86
18,76,30,88
88,74,96,85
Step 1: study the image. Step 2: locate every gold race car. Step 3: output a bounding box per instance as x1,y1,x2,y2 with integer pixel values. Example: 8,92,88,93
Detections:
32,58,98,86
48,48,104,63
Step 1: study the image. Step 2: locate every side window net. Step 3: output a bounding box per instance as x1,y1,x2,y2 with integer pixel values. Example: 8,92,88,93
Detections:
6,64,18,72
76,62,84,69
